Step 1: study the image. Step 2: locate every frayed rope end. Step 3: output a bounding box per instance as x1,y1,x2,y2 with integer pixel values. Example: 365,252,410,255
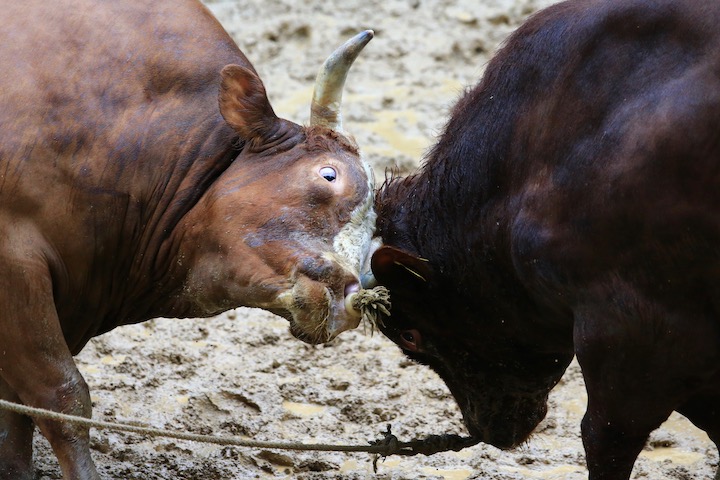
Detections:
351,286,391,334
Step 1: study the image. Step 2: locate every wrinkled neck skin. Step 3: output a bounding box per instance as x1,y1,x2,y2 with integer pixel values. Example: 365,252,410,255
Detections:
165,126,307,318
145,130,249,306
44,113,240,353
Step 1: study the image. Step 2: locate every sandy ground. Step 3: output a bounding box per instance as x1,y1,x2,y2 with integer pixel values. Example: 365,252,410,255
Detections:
33,0,718,478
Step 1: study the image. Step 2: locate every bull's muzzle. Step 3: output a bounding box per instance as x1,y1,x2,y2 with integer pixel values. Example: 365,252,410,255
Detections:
276,270,362,344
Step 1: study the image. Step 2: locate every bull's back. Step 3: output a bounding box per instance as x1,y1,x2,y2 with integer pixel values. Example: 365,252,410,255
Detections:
0,0,245,179
506,0,720,306
0,0,245,245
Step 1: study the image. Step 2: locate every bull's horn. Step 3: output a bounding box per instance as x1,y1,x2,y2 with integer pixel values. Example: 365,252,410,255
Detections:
310,30,374,131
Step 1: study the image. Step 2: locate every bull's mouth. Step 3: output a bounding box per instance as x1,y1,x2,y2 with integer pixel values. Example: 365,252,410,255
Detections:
460,394,549,450
270,274,362,344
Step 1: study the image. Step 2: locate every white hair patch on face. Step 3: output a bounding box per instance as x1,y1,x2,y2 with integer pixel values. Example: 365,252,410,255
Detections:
331,157,376,276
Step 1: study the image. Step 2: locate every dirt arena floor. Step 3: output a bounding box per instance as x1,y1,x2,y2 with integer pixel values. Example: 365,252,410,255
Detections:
33,0,718,478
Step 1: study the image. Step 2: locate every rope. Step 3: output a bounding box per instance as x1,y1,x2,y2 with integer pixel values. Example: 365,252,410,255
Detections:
352,285,391,334
0,286,480,468
0,399,477,461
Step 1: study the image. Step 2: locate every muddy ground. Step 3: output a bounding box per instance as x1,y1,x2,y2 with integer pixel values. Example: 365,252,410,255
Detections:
34,0,718,478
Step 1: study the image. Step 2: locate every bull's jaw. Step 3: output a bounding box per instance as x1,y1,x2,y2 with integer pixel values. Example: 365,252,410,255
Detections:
455,388,550,450
264,237,372,343
244,244,369,343
174,193,374,344
232,247,365,344
434,352,569,450
177,252,361,344
271,273,362,344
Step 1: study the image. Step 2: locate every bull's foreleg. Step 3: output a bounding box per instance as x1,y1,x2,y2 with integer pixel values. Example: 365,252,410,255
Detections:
34,374,98,480
579,405,658,480
0,378,34,480
573,283,717,480
0,338,99,480
0,252,99,480
579,347,672,479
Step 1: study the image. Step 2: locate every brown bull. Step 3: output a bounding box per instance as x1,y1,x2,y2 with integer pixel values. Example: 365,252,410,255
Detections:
0,1,375,478
370,0,720,478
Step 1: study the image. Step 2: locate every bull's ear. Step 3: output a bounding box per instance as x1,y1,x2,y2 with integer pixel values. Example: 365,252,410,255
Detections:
371,246,433,287
219,65,279,144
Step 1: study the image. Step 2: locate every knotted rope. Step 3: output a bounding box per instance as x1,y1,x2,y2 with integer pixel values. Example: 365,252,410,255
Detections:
0,399,477,469
0,286,480,469
350,285,391,334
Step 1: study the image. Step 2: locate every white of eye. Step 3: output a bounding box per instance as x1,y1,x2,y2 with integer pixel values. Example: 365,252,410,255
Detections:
319,166,337,182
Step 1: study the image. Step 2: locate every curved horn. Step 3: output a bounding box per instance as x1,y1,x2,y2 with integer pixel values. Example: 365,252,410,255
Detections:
310,29,374,131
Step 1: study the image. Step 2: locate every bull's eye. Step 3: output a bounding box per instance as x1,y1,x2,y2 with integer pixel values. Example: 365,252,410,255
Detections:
399,329,421,352
319,166,337,182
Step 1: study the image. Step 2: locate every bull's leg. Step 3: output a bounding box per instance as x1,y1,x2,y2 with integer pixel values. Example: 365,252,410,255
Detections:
573,285,716,480
579,405,661,480
0,336,99,480
0,378,34,480
0,251,99,480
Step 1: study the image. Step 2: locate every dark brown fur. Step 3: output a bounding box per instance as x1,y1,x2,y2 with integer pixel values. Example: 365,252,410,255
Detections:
373,1,720,478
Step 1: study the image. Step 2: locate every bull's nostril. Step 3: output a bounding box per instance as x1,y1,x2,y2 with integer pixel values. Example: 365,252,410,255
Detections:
344,282,360,297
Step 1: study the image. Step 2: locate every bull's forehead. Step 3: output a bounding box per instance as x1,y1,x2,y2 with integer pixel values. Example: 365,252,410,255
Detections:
329,154,376,275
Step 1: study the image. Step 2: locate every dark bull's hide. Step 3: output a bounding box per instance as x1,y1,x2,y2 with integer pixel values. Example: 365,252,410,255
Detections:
371,0,720,479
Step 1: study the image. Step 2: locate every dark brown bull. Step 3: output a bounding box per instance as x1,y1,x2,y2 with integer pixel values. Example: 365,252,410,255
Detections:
369,0,720,478
0,1,375,478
